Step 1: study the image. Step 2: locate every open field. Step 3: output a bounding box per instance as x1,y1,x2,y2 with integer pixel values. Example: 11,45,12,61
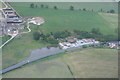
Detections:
10,2,118,12
99,13,118,29
63,48,118,78
3,48,118,78
10,2,118,35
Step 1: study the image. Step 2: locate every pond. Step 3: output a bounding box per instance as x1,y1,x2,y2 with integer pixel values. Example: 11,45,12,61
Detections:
27,47,65,62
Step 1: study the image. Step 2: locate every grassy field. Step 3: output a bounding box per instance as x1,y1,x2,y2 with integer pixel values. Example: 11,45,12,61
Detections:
63,48,118,78
99,13,118,30
10,2,118,35
10,2,118,12
3,48,118,78
99,13,118,36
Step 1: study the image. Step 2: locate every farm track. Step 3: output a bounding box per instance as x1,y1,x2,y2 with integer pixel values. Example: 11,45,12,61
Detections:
0,35,17,49
20,22,31,34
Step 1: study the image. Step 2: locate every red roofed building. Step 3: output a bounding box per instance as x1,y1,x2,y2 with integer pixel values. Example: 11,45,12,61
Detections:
30,17,45,25
67,39,76,43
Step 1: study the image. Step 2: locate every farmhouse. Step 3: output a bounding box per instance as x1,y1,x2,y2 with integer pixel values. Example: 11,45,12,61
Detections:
3,8,22,23
6,18,23,23
7,28,18,36
4,10,15,14
3,8,13,11
107,41,119,49
67,39,76,43
3,8,18,18
29,17,45,25
59,38,100,49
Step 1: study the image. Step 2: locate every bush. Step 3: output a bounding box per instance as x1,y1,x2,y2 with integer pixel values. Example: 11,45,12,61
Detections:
91,28,102,35
53,31,70,39
30,3,34,8
82,45,87,48
47,37,58,44
109,9,115,13
33,32,40,41
54,6,58,10
70,6,74,11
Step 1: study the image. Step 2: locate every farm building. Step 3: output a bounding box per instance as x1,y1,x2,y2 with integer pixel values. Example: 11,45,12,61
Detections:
6,18,23,23
2,8,22,23
59,38,100,49
29,17,45,25
7,28,18,36
107,41,120,49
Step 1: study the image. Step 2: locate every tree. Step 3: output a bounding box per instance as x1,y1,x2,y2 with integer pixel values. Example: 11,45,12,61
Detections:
50,32,53,35
70,6,74,11
73,30,81,35
46,33,51,37
92,9,94,12
53,32,61,39
82,45,87,48
33,32,40,41
30,3,34,8
40,34,47,41
73,30,93,38
103,35,118,41
47,37,58,44
100,8,103,12
109,9,115,13
80,31,92,38
53,30,70,39
107,11,110,13
45,5,49,8
35,5,38,8
91,28,101,35
83,8,86,11
41,4,44,8
54,6,58,10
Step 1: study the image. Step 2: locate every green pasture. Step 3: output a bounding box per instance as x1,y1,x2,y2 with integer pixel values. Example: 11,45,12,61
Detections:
10,2,118,12
63,48,118,78
3,48,118,78
99,13,118,30
10,3,117,35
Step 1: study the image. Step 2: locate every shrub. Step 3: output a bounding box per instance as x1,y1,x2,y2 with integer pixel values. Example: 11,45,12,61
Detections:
33,32,40,41
82,45,87,48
